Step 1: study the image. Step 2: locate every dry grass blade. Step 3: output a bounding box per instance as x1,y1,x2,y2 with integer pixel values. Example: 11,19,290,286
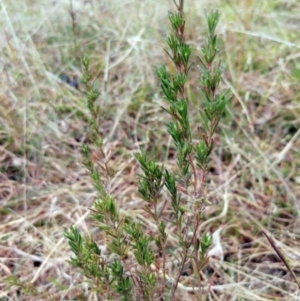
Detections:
262,230,300,290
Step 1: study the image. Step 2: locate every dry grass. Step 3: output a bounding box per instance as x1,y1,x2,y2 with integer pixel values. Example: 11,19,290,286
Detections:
0,0,300,300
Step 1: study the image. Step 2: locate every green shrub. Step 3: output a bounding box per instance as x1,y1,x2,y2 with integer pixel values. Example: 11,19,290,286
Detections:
64,1,231,300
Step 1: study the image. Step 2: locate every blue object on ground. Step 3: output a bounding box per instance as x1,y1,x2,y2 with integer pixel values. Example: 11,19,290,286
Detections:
60,74,71,84
59,74,79,89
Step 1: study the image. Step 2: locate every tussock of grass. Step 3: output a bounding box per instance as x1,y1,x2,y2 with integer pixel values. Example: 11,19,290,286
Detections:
1,0,300,300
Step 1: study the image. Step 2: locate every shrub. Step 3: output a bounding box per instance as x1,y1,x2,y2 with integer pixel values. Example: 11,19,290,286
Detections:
64,1,230,300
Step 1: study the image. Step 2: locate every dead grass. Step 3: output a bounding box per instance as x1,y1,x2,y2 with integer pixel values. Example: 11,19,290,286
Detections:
0,0,300,300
